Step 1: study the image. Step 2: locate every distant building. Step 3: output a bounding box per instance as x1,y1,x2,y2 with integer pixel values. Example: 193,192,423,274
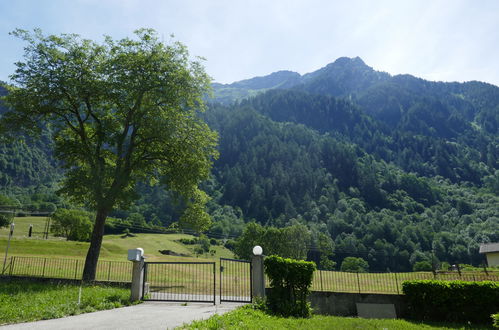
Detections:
479,243,499,267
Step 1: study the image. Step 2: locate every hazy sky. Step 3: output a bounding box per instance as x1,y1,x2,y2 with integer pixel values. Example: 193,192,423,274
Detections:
1,0,498,86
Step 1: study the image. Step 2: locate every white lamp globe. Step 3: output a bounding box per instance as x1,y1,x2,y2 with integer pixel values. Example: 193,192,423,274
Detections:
252,245,263,256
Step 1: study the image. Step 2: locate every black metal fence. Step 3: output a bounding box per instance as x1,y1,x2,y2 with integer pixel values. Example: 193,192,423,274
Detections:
308,270,499,294
143,262,216,304
220,258,252,303
2,256,132,283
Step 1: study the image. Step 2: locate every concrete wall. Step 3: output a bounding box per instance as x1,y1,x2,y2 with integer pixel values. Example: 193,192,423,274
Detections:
265,288,407,317
486,252,499,267
309,291,407,317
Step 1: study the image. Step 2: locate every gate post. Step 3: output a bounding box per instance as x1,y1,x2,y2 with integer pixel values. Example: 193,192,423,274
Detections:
128,248,145,302
251,246,265,299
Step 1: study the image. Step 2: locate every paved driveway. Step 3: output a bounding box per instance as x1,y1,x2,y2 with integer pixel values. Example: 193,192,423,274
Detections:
1,302,243,330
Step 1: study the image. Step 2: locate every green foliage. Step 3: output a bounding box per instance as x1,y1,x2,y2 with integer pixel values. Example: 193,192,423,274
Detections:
50,209,93,241
402,280,499,324
234,222,311,260
492,313,499,328
264,255,316,317
340,257,369,273
198,234,211,252
0,214,10,228
2,28,218,280
413,261,433,272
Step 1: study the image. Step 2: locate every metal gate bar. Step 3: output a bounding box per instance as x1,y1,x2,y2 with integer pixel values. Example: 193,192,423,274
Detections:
143,262,215,304
220,258,252,303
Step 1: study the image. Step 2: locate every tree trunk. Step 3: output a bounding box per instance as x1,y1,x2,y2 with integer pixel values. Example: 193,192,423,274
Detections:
82,208,108,281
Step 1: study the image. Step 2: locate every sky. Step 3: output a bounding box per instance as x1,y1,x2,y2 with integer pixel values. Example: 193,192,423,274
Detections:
1,0,498,86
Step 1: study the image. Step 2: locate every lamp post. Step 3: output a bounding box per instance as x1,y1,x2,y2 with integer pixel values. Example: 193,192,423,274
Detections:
251,245,265,299
2,222,15,274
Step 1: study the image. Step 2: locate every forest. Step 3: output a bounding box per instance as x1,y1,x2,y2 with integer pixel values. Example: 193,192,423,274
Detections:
1,57,498,271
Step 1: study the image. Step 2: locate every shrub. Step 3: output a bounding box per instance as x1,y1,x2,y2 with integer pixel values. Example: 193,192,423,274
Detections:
413,261,433,272
402,280,499,324
340,257,369,273
198,235,210,252
264,255,316,317
50,209,93,241
492,313,499,328
178,238,197,245
0,213,13,228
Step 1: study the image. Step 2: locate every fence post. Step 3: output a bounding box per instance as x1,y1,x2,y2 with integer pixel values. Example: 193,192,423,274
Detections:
74,260,79,279
356,272,361,294
320,270,323,291
42,258,47,277
251,246,265,300
394,272,399,295
128,248,145,302
107,261,112,281
10,256,15,275
213,263,216,305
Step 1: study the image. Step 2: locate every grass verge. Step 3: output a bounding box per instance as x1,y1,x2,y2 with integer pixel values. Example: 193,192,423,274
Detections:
178,306,492,329
0,278,138,325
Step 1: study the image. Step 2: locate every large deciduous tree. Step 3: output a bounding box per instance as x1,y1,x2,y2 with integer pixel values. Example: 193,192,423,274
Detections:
1,28,218,281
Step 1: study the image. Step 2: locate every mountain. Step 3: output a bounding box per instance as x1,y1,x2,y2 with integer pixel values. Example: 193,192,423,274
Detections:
1,59,498,271
207,57,498,270
212,70,301,105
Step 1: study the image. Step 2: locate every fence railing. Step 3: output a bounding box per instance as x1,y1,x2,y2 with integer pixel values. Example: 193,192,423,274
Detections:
309,270,499,294
3,256,132,283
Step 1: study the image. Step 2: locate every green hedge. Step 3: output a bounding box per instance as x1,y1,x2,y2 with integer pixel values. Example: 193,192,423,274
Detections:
402,280,499,324
264,255,316,317
492,313,499,328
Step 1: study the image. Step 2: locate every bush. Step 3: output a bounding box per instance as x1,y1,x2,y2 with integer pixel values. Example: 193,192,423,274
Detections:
178,238,197,245
413,261,433,272
198,235,210,252
492,313,499,328
0,213,13,228
264,255,316,317
402,280,499,324
340,257,369,273
224,239,236,251
50,209,93,241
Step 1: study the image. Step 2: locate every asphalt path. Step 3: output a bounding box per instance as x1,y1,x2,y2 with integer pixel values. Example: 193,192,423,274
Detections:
1,301,244,330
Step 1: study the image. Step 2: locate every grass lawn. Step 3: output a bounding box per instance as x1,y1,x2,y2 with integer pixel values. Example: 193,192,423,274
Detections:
0,278,137,325
0,216,235,262
178,306,492,330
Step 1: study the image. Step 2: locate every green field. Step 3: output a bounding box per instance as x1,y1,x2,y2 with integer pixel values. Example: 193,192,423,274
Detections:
179,306,490,330
0,217,235,262
0,278,136,325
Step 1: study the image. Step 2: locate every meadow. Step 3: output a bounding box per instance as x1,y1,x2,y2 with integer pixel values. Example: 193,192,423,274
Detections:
0,278,136,325
0,216,234,262
179,306,492,330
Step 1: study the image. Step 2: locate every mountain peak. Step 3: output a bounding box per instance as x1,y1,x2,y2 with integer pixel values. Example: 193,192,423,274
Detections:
332,56,366,67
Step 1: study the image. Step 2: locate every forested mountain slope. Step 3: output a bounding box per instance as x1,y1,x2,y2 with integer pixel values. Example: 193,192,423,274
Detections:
0,85,59,204
1,58,498,270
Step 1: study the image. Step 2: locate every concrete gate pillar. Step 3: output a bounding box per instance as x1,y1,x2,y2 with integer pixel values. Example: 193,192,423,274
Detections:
128,248,145,302
251,245,265,299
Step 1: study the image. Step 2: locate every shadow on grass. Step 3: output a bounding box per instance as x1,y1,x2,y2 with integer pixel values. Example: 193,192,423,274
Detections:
0,277,87,294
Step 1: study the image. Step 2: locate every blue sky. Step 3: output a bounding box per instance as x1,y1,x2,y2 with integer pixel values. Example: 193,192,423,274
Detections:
1,0,498,85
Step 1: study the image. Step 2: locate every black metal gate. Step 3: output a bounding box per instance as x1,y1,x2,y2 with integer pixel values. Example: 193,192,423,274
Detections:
220,258,252,303
143,262,216,304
